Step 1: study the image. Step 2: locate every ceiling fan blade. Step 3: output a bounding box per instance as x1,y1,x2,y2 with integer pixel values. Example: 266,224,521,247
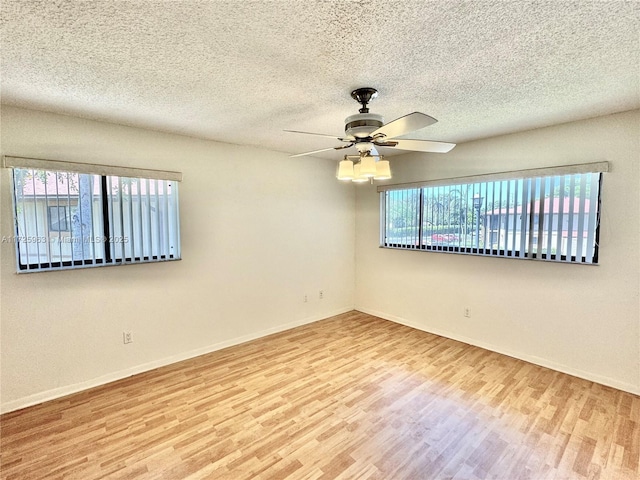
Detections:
284,130,355,142
289,143,354,158
284,129,339,139
371,112,437,140
380,138,456,153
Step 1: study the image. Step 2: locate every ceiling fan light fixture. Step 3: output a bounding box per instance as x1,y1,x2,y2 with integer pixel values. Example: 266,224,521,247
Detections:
374,159,392,180
352,164,369,183
336,159,354,180
359,154,377,178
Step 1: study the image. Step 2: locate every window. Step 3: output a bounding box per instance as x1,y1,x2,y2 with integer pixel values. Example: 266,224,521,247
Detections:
379,162,608,265
48,206,69,231
5,156,182,272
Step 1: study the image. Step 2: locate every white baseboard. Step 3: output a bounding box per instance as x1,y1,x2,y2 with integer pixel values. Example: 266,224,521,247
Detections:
356,307,640,397
0,307,353,414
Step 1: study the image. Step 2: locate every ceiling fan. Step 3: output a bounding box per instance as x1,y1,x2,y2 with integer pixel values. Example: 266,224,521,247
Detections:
286,87,456,159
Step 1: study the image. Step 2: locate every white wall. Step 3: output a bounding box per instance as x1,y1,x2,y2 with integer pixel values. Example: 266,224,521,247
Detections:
2,107,637,413
355,110,640,395
0,106,356,412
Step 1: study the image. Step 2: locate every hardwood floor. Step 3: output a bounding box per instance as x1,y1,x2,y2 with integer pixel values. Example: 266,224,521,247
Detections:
1,311,639,479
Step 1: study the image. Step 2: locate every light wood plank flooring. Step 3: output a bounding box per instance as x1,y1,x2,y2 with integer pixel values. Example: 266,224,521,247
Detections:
1,311,639,479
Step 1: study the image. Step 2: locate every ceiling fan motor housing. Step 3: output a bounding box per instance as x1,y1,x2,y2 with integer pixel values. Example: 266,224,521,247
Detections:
344,113,384,139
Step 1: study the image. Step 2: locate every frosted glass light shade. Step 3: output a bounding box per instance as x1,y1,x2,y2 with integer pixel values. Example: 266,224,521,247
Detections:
336,160,354,180
352,164,368,183
374,160,392,180
359,155,377,178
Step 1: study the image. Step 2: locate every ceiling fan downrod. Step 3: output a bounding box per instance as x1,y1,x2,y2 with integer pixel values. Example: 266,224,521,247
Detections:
351,87,378,113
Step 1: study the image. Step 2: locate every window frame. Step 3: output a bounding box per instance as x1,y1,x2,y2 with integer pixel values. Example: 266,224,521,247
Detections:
378,162,608,265
4,156,182,273
47,205,69,232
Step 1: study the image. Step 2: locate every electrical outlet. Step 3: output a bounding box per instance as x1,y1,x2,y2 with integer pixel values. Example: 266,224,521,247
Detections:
123,331,133,344
303,294,308,303
464,307,471,318
319,290,324,300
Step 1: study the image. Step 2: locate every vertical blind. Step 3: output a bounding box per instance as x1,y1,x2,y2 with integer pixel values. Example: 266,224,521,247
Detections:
4,156,182,272
378,162,608,264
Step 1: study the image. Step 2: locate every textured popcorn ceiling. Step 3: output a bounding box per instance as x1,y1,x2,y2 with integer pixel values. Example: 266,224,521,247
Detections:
1,1,638,160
